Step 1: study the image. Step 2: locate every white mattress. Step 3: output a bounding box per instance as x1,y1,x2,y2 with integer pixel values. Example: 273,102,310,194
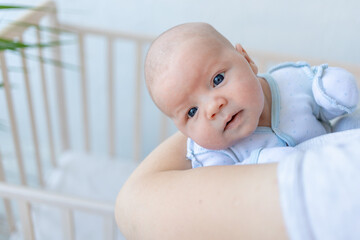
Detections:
10,152,138,240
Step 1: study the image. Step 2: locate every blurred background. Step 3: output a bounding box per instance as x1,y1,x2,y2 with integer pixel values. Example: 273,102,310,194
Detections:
56,0,360,64
2,0,360,63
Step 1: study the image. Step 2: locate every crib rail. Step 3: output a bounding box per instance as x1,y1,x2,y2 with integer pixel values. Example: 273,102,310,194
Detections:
0,182,116,240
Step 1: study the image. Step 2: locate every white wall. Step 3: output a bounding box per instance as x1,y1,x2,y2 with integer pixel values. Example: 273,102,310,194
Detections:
52,0,360,64
2,0,359,62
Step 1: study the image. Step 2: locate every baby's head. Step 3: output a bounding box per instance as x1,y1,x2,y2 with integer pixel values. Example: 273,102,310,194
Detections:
145,23,265,149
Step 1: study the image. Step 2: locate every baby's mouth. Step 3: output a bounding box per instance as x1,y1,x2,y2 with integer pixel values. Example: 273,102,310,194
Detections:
224,110,243,131
225,115,235,127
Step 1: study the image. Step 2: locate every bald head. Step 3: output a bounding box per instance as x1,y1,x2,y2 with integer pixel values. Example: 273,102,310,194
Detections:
145,23,234,112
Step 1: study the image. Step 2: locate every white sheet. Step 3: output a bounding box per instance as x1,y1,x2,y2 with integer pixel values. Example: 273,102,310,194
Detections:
10,152,137,240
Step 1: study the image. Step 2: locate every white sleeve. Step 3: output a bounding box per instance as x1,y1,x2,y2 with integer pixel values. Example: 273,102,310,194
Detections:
277,129,360,240
312,66,359,120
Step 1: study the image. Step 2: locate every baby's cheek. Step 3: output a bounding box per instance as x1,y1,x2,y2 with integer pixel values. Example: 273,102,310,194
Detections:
187,123,229,149
190,127,215,149
197,134,230,150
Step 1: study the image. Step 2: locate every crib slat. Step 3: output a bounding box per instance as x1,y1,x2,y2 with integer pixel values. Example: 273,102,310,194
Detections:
62,209,75,240
49,7,70,152
0,150,16,232
3,197,16,233
0,52,27,185
19,36,44,187
134,42,143,162
36,26,57,167
103,216,115,240
107,37,115,157
78,33,91,152
18,200,35,240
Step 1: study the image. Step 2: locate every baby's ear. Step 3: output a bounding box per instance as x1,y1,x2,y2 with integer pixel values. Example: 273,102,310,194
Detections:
235,43,258,75
235,43,243,53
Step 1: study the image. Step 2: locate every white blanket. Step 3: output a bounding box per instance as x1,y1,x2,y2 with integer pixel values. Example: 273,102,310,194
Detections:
258,128,360,164
277,129,360,240
11,152,137,240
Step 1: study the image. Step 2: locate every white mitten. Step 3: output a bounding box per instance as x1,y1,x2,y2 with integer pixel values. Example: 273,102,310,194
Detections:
312,66,359,120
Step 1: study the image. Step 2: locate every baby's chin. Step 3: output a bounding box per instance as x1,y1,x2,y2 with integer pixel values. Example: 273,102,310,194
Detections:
191,128,256,150
193,138,234,150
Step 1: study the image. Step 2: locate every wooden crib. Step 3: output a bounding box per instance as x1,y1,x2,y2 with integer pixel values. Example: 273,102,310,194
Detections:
0,1,359,239
0,1,163,239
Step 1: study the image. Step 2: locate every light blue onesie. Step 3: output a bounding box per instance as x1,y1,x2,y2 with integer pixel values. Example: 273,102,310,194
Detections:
186,62,359,168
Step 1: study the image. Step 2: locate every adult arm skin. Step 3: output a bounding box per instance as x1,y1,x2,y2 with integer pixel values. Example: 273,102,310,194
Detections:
115,132,288,240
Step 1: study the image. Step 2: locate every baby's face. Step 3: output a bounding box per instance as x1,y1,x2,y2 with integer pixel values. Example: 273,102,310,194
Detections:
153,39,265,150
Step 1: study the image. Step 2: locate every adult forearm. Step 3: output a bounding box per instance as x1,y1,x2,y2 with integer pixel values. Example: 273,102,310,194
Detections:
115,132,288,240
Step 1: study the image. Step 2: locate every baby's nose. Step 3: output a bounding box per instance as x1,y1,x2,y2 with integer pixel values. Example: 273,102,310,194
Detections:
206,98,226,120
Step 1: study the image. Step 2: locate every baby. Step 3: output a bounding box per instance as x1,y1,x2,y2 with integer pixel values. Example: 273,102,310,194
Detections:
145,22,359,168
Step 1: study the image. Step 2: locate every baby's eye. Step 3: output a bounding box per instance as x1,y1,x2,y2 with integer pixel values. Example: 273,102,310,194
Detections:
187,107,198,118
213,73,225,87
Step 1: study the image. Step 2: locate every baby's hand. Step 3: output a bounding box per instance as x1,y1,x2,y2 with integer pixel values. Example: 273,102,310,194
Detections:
312,66,359,120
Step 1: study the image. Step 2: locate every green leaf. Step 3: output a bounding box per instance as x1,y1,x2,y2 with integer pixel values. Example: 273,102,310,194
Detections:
0,4,56,13
0,38,72,51
0,5,33,10
0,38,27,51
